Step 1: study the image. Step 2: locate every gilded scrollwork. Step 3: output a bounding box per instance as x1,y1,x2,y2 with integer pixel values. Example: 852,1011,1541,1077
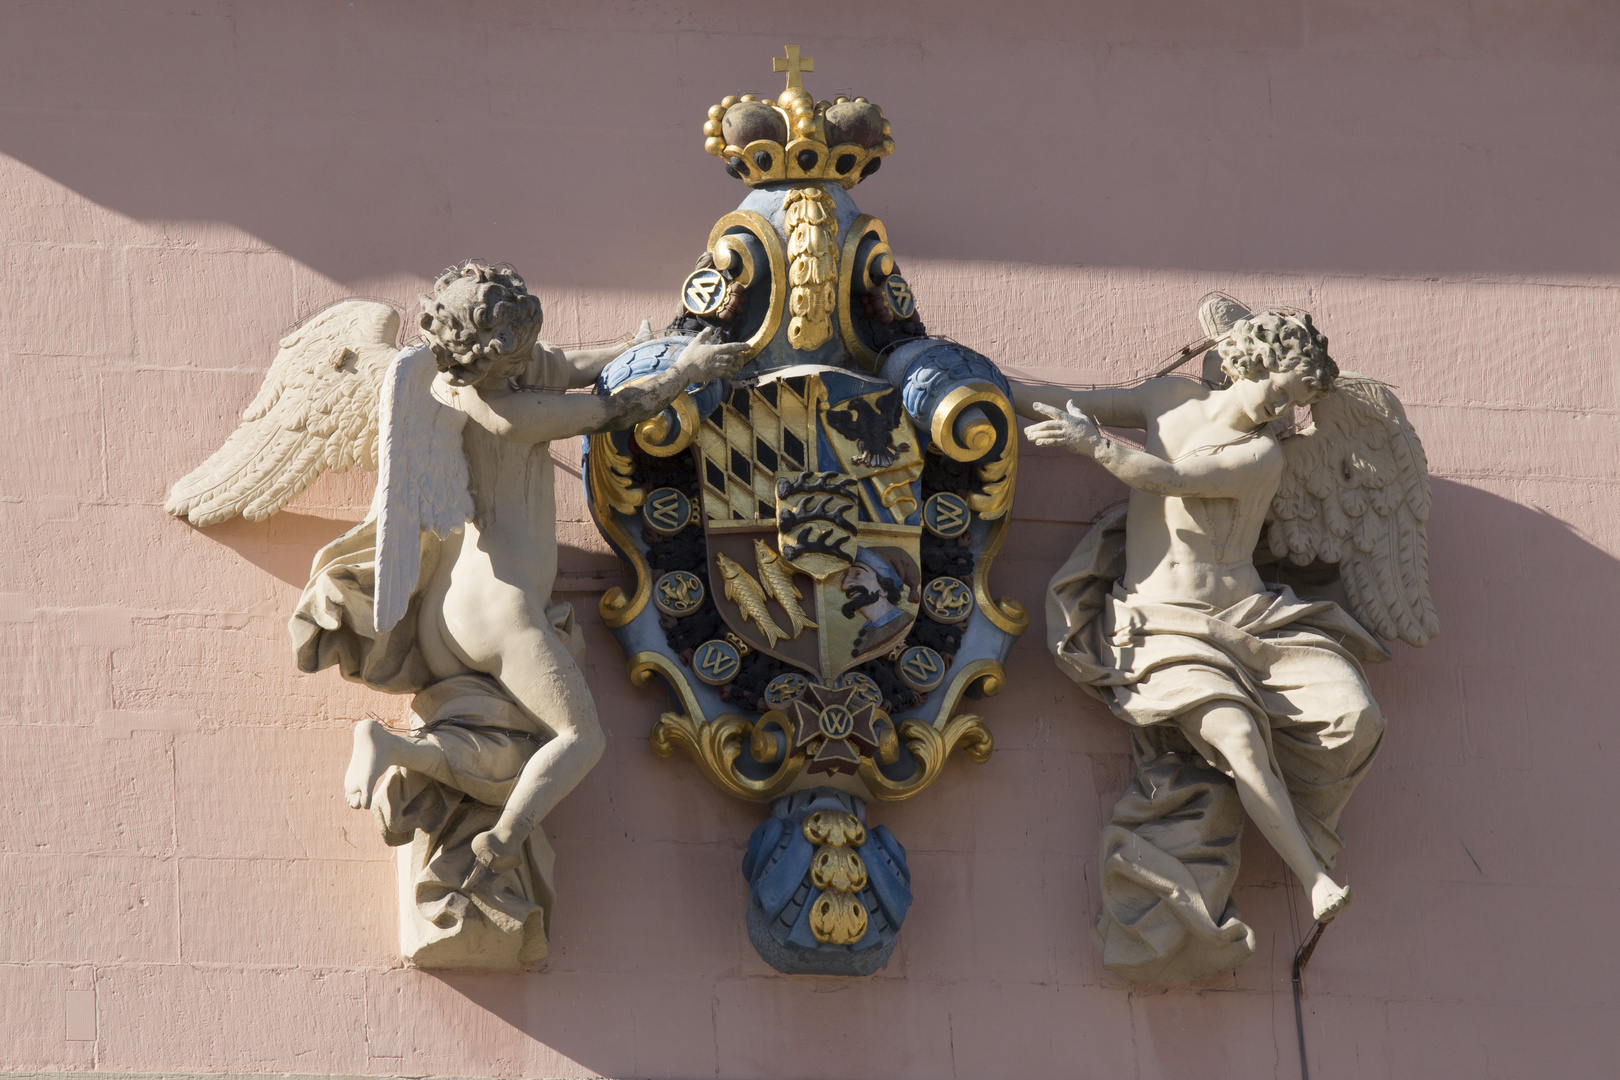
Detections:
711,232,757,287
857,712,995,803
705,210,786,362
634,652,807,800
588,432,653,628
632,384,701,457
835,214,895,371
973,514,1031,637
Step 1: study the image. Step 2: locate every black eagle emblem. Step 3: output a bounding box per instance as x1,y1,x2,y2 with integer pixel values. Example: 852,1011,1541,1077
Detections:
824,386,911,468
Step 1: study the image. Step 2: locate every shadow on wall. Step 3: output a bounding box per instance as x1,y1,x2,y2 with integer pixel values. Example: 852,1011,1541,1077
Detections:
201,512,361,589
3,2,1618,286
1420,477,1620,671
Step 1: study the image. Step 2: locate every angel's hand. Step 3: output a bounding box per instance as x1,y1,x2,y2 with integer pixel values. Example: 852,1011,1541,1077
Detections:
671,327,750,384
627,319,655,347
1024,400,1105,457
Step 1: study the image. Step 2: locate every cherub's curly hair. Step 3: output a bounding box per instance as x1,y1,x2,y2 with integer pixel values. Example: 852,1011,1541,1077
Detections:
1216,309,1337,394
418,261,542,374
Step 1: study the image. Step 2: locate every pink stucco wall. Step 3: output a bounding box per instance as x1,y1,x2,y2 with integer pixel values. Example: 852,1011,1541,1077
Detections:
2,3,1616,1077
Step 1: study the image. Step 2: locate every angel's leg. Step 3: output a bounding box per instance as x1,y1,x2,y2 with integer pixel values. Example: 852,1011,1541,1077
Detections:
432,556,605,876
343,719,459,809
466,622,605,874
1184,701,1352,922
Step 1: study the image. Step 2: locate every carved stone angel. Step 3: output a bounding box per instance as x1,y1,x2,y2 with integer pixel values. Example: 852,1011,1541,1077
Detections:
168,262,745,967
1016,298,1436,984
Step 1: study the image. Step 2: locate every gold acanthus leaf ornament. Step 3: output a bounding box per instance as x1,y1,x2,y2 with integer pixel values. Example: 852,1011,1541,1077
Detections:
587,432,654,628
802,809,870,945
783,185,840,351
809,890,868,946
857,713,996,803
587,430,642,516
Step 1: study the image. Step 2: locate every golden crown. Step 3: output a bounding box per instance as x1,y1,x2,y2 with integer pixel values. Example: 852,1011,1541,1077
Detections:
703,46,894,189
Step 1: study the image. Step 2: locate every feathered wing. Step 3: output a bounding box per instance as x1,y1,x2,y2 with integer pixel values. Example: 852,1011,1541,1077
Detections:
373,345,472,633
165,300,402,527
1267,376,1440,647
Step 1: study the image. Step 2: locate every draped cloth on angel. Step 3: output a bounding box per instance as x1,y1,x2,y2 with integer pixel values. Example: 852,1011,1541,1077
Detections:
1047,506,1389,984
290,518,585,968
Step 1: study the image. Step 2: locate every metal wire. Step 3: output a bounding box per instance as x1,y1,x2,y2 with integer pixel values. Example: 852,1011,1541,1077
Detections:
1280,866,1331,1080
1292,920,1328,1080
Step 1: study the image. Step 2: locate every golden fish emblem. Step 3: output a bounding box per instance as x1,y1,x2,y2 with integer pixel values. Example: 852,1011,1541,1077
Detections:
716,553,788,648
753,539,817,640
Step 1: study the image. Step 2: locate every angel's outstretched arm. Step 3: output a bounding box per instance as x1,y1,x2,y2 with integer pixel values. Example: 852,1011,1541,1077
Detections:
452,328,746,444
1024,400,1270,499
1009,377,1188,428
540,320,657,389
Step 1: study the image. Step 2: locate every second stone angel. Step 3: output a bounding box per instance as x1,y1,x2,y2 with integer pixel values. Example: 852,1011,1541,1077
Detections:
167,261,746,968
1018,297,1437,984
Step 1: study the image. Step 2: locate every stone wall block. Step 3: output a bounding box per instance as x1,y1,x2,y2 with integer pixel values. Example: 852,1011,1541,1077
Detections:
712,973,957,1079
0,726,176,856
176,856,395,968
0,852,178,964
945,981,1138,1079
1387,999,1619,1080
543,837,745,977
900,847,1092,988
173,726,384,862
0,243,133,358
0,964,99,1069
364,968,719,1078
1127,983,1294,1078
130,249,298,370
102,368,265,508
0,612,119,725
92,964,370,1074
112,614,351,725
544,758,751,849
0,360,107,504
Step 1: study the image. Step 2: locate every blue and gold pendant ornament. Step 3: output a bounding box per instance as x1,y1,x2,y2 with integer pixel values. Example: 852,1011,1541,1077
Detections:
584,47,1028,975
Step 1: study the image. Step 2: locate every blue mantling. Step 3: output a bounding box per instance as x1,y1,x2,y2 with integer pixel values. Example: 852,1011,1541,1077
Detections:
742,788,912,976
881,338,1011,439
594,333,725,416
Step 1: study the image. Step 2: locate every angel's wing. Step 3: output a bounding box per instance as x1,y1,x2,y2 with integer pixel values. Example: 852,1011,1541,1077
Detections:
372,346,472,633
165,300,401,527
1268,377,1440,647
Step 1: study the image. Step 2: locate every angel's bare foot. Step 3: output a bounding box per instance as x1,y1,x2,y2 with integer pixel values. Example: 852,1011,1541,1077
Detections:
1310,877,1353,923
344,719,391,810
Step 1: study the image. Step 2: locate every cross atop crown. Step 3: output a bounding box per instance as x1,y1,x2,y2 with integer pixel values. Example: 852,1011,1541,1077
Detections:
772,45,814,91
701,48,892,190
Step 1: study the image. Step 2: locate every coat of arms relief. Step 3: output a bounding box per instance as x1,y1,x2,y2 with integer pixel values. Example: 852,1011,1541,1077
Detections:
585,49,1026,973
159,44,1437,986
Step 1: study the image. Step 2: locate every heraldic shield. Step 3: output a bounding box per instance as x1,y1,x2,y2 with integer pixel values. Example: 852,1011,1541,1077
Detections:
585,343,1028,803
582,45,1030,976
703,371,925,691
